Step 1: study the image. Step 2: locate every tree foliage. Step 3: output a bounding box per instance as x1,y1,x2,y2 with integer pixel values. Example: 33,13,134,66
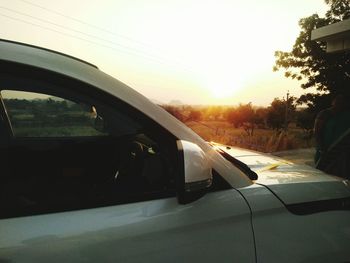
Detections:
226,103,255,128
225,103,269,136
187,108,202,121
274,0,350,109
266,97,296,130
296,108,315,132
161,105,186,122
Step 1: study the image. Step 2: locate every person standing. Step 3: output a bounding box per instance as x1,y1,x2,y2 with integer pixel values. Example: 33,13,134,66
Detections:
314,94,350,178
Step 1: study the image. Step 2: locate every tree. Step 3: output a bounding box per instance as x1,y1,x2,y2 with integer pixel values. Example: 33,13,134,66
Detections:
203,106,224,121
226,103,253,127
226,107,241,128
266,97,296,131
274,0,350,110
296,108,315,132
237,103,256,136
296,107,315,146
187,109,202,121
253,107,268,128
161,105,186,122
226,103,260,136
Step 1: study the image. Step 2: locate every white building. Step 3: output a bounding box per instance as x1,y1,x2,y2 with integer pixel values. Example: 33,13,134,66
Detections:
311,19,350,52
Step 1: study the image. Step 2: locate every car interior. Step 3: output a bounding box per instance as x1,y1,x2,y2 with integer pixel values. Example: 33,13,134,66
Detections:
0,80,177,218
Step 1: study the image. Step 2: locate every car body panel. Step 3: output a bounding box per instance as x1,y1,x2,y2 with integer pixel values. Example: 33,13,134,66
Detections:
1,39,350,263
0,39,251,188
0,190,255,263
238,185,350,263
212,143,350,204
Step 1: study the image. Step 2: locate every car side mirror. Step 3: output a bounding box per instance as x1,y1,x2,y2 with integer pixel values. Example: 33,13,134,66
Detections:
177,140,212,204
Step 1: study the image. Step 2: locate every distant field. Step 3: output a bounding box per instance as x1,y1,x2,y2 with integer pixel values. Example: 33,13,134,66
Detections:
185,120,315,153
13,126,105,137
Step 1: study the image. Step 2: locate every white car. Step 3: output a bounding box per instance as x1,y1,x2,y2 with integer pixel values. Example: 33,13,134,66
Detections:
0,39,350,263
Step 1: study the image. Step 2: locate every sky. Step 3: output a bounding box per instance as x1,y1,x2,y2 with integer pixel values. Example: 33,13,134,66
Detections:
0,0,329,105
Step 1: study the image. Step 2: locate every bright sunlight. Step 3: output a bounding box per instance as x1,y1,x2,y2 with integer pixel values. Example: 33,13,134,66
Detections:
0,0,328,105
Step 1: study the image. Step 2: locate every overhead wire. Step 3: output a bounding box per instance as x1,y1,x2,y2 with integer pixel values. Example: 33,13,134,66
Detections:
0,6,146,53
1,1,198,74
17,0,154,48
0,13,174,66
15,0,196,72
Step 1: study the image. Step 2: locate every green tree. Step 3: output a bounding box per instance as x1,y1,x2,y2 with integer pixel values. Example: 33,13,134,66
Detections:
274,0,350,110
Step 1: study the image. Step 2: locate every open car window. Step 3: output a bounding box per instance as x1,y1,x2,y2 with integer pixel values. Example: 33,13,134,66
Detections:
1,89,141,138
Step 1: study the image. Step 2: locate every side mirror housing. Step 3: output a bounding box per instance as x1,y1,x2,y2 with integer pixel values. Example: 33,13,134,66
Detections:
177,140,212,204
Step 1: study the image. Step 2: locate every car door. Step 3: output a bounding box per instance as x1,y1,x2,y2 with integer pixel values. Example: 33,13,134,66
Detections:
0,65,256,263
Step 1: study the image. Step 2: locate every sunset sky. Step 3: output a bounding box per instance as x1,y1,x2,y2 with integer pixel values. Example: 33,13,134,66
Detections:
1,0,328,105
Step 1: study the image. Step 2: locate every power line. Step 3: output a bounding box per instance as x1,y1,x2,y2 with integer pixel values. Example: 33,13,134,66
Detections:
1,2,198,74
0,6,174,65
0,13,175,67
18,0,152,48
0,7,135,51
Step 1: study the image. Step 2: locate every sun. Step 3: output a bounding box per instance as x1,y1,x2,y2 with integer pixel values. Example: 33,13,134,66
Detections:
207,81,240,99
200,70,247,99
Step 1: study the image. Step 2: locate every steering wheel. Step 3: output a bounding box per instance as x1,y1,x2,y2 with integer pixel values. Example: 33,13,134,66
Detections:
114,141,146,185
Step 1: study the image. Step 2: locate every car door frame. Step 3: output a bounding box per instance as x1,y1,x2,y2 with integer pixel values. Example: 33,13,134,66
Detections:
0,60,257,262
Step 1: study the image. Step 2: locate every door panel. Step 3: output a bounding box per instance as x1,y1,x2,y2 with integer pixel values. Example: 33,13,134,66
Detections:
0,65,255,262
0,189,255,263
239,185,350,263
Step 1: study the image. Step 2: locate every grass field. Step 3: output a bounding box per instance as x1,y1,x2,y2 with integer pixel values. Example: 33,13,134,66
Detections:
185,120,315,153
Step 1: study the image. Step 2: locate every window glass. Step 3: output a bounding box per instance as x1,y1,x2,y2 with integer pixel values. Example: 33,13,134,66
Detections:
0,82,175,219
1,90,107,137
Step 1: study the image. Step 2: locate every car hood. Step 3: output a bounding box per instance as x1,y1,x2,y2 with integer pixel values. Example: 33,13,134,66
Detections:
212,143,350,205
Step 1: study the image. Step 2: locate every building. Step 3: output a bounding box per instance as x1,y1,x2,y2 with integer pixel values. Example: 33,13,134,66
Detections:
311,19,350,53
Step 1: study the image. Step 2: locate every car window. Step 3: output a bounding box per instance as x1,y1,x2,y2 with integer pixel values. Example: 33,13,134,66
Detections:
0,73,177,219
1,90,107,137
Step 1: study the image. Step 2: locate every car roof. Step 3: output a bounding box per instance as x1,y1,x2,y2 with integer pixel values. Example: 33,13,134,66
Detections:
0,39,252,188
0,39,99,69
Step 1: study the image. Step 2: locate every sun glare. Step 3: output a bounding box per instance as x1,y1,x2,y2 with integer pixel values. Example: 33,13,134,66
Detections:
84,0,307,104
202,72,246,99
0,0,328,105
